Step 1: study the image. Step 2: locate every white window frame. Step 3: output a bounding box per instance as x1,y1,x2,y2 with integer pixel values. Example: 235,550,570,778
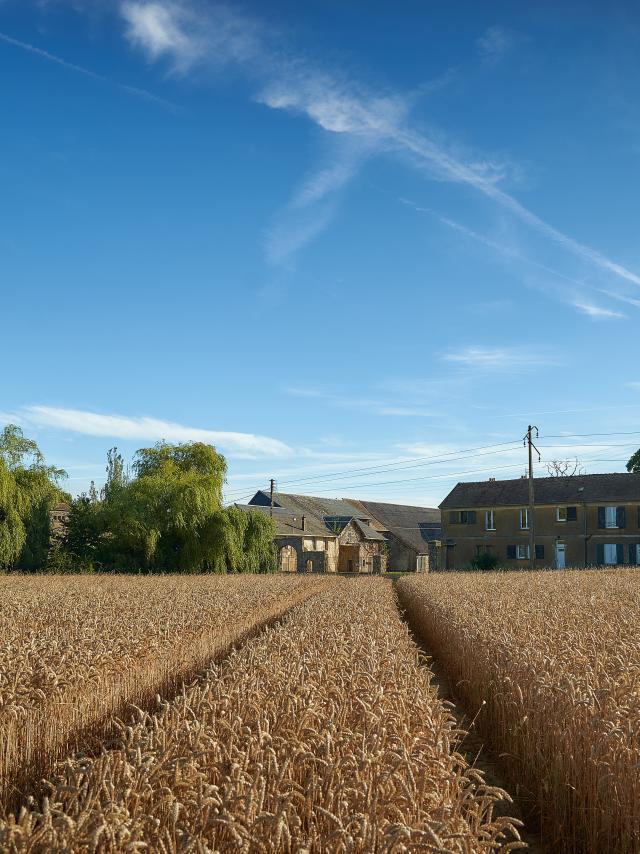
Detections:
556,506,567,522
605,506,618,529
485,509,496,531
516,544,530,560
604,543,618,565
519,508,529,530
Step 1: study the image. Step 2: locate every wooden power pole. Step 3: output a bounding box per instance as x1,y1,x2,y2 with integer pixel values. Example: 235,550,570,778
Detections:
524,425,540,570
269,478,275,519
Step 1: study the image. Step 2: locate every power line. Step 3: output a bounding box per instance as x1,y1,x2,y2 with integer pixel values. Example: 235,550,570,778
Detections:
223,436,639,499
222,440,524,497
540,430,640,439
274,439,525,487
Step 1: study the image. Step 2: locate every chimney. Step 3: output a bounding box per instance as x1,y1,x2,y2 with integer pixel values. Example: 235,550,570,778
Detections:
489,477,496,482
302,515,306,531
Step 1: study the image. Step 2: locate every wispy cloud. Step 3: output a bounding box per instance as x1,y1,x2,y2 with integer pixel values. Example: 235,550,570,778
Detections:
115,1,640,288
441,346,559,371
572,301,625,319
476,26,515,64
264,204,334,266
0,29,178,110
121,0,203,70
21,405,292,458
284,386,439,418
120,0,261,71
402,201,633,318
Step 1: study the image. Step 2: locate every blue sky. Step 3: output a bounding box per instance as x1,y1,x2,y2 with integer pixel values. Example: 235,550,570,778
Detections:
1,0,640,506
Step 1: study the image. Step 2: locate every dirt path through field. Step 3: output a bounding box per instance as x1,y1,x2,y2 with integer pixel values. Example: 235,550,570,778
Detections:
395,584,547,853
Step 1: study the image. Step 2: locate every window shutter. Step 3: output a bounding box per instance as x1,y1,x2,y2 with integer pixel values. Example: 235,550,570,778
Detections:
507,545,516,559
566,506,577,521
596,543,604,564
616,543,624,565
535,544,544,560
597,507,605,528
467,511,476,524
629,544,639,566
616,506,626,529
449,511,457,524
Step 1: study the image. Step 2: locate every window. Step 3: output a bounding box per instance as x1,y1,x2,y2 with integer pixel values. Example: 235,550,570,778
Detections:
519,508,529,529
535,544,545,560
516,544,530,560
449,510,477,524
557,506,567,522
598,506,625,529
604,543,618,565
485,510,496,531
315,539,325,551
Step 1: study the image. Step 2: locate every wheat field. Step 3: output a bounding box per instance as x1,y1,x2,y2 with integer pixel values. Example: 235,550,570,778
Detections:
398,569,640,853
0,578,522,852
0,573,327,815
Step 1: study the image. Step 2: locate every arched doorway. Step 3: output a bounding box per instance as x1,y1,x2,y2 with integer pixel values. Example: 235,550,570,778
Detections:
280,545,297,572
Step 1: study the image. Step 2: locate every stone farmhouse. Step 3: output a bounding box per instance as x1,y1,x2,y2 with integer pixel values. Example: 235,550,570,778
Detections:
236,491,441,573
440,472,640,569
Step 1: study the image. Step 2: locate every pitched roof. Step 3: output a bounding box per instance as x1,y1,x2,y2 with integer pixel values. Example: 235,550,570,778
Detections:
352,518,387,542
235,504,335,539
440,472,640,509
347,499,441,552
249,491,371,523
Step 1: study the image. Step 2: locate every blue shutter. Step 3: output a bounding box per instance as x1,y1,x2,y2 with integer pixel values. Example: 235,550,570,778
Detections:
535,544,544,560
616,544,624,564
597,507,606,528
629,544,639,566
596,543,604,564
566,506,577,521
507,545,516,559
467,511,476,524
616,507,626,529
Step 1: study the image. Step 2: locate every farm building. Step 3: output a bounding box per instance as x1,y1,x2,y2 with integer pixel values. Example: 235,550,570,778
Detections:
48,501,70,545
239,491,441,573
346,499,441,572
440,471,640,569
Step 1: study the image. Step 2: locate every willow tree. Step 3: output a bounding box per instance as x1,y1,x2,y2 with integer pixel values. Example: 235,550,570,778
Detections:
0,425,67,570
99,441,227,571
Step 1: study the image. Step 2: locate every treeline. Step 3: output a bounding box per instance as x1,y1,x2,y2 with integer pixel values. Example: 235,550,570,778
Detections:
0,425,276,573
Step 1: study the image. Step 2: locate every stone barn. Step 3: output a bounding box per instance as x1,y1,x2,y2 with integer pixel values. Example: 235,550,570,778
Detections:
245,491,388,573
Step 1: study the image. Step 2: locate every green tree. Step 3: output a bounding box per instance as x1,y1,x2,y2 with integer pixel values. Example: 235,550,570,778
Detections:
0,425,67,570
65,492,102,569
627,449,640,473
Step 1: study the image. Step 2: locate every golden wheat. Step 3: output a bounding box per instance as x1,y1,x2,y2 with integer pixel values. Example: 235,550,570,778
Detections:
1,579,522,852
0,573,327,813
398,569,640,853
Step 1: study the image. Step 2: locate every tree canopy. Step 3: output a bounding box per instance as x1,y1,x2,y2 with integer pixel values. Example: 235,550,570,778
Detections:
627,449,640,474
64,440,276,574
0,425,67,569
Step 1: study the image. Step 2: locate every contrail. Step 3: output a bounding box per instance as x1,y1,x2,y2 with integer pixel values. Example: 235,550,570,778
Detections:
0,30,180,113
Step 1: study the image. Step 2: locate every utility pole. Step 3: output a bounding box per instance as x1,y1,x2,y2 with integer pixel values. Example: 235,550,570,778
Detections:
269,478,275,519
524,425,541,570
